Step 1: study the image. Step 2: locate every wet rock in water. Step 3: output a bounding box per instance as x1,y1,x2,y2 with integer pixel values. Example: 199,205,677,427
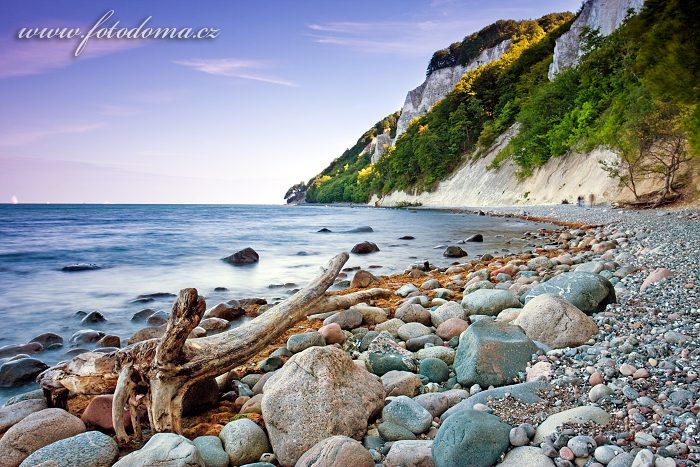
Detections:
204,302,245,321
465,234,483,242
324,309,363,330
128,325,165,344
200,317,229,332
433,409,510,467
61,263,101,272
69,329,105,346
64,348,91,358
317,228,332,233
131,308,156,321
461,289,521,316
513,294,598,348
219,418,271,466
350,270,380,288
147,310,170,326
193,436,229,467
95,335,120,348
29,333,63,349
399,235,415,240
296,435,374,467
222,247,260,265
0,357,49,387
344,226,374,233
0,398,47,434
382,395,433,435
522,272,616,315
113,433,204,467
80,394,130,432
0,342,43,359
454,319,537,388
351,241,380,254
80,311,106,324
384,440,434,467
20,430,118,467
287,331,326,353
443,246,467,258
261,346,384,466
0,408,86,466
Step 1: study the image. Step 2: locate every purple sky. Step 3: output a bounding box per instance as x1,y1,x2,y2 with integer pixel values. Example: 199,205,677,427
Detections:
0,0,581,204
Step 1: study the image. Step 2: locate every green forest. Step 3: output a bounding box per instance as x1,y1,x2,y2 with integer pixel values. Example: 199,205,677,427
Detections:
290,0,699,204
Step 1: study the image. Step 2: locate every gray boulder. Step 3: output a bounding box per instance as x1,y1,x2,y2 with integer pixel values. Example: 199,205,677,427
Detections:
382,396,433,434
0,357,49,387
454,319,537,387
433,409,511,467
192,436,228,467
287,332,326,353
522,272,616,315
261,346,384,466
20,431,118,467
461,289,520,316
0,398,47,434
113,433,204,466
219,419,271,466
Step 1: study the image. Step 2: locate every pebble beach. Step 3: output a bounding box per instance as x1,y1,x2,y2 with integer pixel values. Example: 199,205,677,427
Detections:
0,205,698,467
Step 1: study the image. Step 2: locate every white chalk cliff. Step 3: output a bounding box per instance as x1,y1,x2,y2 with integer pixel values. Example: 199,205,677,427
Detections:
548,0,644,80
393,40,512,143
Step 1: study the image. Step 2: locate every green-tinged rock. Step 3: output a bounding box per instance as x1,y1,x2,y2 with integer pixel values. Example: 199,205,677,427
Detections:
454,319,537,388
419,357,449,383
368,352,414,376
432,409,511,467
193,436,229,467
522,272,616,315
379,421,417,441
287,331,326,354
382,396,432,434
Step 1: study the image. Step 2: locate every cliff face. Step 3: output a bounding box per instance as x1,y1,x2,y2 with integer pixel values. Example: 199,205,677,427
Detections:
548,0,643,80
370,125,661,208
393,40,511,142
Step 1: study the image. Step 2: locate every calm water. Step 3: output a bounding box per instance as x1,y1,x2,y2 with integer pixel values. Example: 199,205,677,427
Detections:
0,204,553,402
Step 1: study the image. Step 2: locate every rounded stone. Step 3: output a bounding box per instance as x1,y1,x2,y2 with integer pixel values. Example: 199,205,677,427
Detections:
419,357,450,383
193,436,229,467
113,433,203,466
382,395,433,434
219,418,271,465
295,435,374,467
20,431,118,467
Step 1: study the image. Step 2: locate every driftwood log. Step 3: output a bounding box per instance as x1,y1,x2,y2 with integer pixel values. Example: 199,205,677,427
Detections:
39,252,391,442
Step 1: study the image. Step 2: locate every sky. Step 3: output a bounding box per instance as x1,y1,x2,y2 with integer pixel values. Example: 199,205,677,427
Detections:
0,0,581,204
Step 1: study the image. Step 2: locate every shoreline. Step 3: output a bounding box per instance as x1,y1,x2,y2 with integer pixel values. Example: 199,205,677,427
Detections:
1,205,698,466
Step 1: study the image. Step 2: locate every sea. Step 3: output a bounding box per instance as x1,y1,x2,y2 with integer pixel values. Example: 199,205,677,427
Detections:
0,204,554,402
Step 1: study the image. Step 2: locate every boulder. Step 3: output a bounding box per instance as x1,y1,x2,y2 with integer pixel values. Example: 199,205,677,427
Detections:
419,357,450,383
193,436,229,467
436,318,468,340
513,294,598,348
200,317,229,332
0,357,48,387
80,394,130,432
351,242,380,254
81,311,106,324
29,333,63,348
20,431,118,467
384,440,435,467
432,409,511,467
295,435,374,467
533,406,611,443
395,303,432,326
0,408,86,467
430,301,466,327
0,343,43,359
461,289,521,316
381,370,422,397
465,234,483,242
522,272,616,315
287,332,326,353
324,309,363,330
204,302,245,321
69,330,105,346
382,396,433,434
222,247,259,265
0,398,47,434
95,335,121,348
498,446,555,466
128,325,165,344
261,346,385,465
454,320,537,387
443,246,467,258
318,323,345,344
219,419,271,466
350,270,380,288
113,433,204,467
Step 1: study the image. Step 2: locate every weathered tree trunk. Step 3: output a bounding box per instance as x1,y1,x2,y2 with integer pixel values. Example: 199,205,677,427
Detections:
39,253,391,443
